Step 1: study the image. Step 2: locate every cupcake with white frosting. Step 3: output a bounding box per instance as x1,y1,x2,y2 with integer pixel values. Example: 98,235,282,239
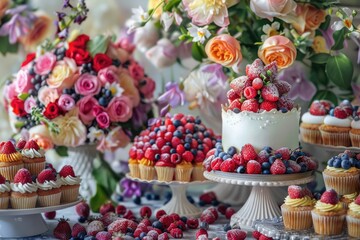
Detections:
350,116,360,147
347,194,360,238
58,165,80,203
0,173,10,209
36,169,61,207
21,140,46,176
10,168,38,209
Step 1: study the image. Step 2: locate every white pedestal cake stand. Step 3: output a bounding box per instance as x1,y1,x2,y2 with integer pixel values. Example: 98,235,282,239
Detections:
126,174,211,217
204,171,315,231
0,199,81,238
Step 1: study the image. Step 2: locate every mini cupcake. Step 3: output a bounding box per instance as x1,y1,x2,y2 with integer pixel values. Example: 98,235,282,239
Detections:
0,141,24,181
340,192,357,209
36,169,61,207
323,153,360,195
59,165,80,203
155,159,175,182
128,147,140,178
346,194,360,238
21,140,46,176
192,162,206,181
350,117,360,147
311,189,346,236
0,173,10,209
175,160,193,182
319,106,351,146
281,186,316,230
139,158,156,181
10,168,38,209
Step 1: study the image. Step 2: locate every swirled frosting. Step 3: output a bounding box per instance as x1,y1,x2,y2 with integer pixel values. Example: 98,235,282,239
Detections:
342,192,358,201
0,152,22,162
140,158,154,166
10,182,38,193
323,115,351,127
351,120,360,129
36,179,61,190
284,195,315,207
315,201,343,212
21,149,44,158
0,182,10,193
326,166,359,173
301,112,325,124
349,202,360,214
59,176,81,185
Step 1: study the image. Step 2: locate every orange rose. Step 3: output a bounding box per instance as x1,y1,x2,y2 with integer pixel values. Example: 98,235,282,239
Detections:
118,69,140,107
258,35,297,69
205,34,242,68
28,125,54,150
0,0,10,19
289,4,326,34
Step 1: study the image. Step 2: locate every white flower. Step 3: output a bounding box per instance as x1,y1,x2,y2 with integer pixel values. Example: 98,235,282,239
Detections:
332,7,355,32
133,20,159,52
105,82,124,98
188,24,211,44
126,6,149,33
161,12,184,32
87,127,105,143
261,22,280,42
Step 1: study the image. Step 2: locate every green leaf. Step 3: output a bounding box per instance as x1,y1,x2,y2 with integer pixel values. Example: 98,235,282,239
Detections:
191,43,205,62
309,53,330,64
86,35,111,57
18,93,30,101
90,184,109,212
331,28,349,51
326,54,353,90
55,146,68,157
310,89,338,105
92,155,120,197
0,36,19,55
163,0,181,11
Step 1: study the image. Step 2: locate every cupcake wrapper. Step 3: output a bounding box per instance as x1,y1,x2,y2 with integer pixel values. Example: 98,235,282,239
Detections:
311,211,345,236
155,167,174,182
24,162,46,176
0,163,24,181
350,132,360,147
139,165,156,181
0,196,9,209
300,127,322,144
129,164,140,179
37,192,61,207
61,185,80,203
281,205,313,230
10,195,37,209
320,130,351,147
191,166,206,181
323,172,360,195
175,168,193,182
346,215,360,238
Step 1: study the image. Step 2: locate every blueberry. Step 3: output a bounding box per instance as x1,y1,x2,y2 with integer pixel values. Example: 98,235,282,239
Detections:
341,159,351,170
191,149,197,156
274,153,282,158
174,130,183,138
149,139,155,145
341,154,349,161
262,162,271,170
299,162,308,172
140,232,147,238
327,158,334,167
185,137,192,143
195,117,201,124
70,237,79,240
233,108,240,113
78,216,86,223
219,152,227,159
215,142,222,148
280,108,288,113
198,144,204,151
117,195,124,202
262,169,270,174
126,227,134,233
135,238,141,240
283,160,289,168
99,97,107,107
269,156,276,164
184,143,191,150
133,196,141,205
333,157,342,168
223,223,232,232
126,232,134,237
356,161,360,169
211,199,219,206
262,146,273,153
34,83,41,90
145,192,153,200
214,149,220,157
152,221,163,230
329,109,334,116
286,167,294,174
349,158,356,167
227,146,237,156
153,194,160,200
222,154,230,160
198,200,206,206
173,119,181,127
236,166,245,173
314,192,322,200
200,221,209,230
77,232,87,239
155,154,161,160
180,216,188,223
170,148,176,154
84,236,96,240
204,131,210,138
187,196,195,204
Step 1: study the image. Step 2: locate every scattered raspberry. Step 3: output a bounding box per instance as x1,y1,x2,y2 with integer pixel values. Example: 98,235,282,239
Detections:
288,185,304,199
217,204,229,215
199,192,217,204
86,220,105,236
225,208,236,219
59,165,76,178
14,168,32,184
53,218,71,240
252,77,263,90
158,232,169,240
228,99,242,111
227,89,240,102
200,211,216,224
288,160,301,173
220,159,237,172
320,189,338,205
226,229,247,240
140,206,152,219
140,218,152,227
232,153,246,166
261,83,279,102
270,159,286,174
159,215,174,229
206,207,219,219
309,101,326,116
274,80,290,95
170,228,183,238
334,106,348,119
156,210,167,220
23,139,40,150
241,99,259,113
182,151,194,162
260,101,277,111
186,217,199,229
147,230,160,239
244,86,257,99
95,231,112,240
252,230,262,239
241,144,258,162
75,201,90,219
72,223,86,238
116,205,126,215
246,160,262,174
123,209,135,220
44,211,56,220
99,212,119,227
275,147,290,160
99,202,115,215
108,219,137,235
37,169,56,184
196,229,208,239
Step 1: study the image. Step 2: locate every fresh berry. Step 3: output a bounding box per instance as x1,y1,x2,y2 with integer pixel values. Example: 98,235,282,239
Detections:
95,231,112,240
252,77,263,90
334,106,348,119
123,209,135,220
75,201,90,219
53,218,71,240
59,165,76,178
140,206,152,219
241,99,259,113
182,151,194,162
226,229,247,240
241,144,258,162
260,101,277,111
220,159,236,172
196,229,208,239
86,220,105,236
210,157,223,171
320,189,338,205
206,207,219,219
217,204,229,215
274,80,291,95
277,95,294,111
158,232,169,240
199,192,217,204
169,228,182,238
14,168,32,184
246,160,262,174
1,141,17,154
44,211,56,220
144,148,156,161
16,139,27,150
72,223,86,238
288,160,301,173
99,202,115,215
275,147,291,160
288,185,304,199
309,101,326,116
170,153,182,164
37,169,56,184
307,159,318,170
186,217,199,229
264,61,278,80
159,215,174,229
156,210,167,220
230,76,250,95
23,139,40,150
259,235,273,240
228,99,242,111
108,219,137,235
244,86,257,99
252,230,262,239
246,58,265,80
355,195,360,205
225,208,236,219
200,210,216,224
261,83,279,102
320,100,333,111
302,187,314,198
0,174,6,184
116,205,126,215
270,159,286,174
227,89,240,102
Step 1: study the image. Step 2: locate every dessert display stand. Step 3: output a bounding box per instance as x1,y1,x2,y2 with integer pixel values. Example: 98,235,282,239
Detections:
205,184,251,206
126,174,211,217
0,199,81,238
204,171,315,231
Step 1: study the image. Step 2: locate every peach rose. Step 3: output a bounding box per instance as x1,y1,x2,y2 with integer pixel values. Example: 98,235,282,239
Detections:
47,57,79,90
0,0,10,19
38,86,59,105
28,125,54,150
205,34,242,69
258,35,296,69
106,42,130,64
291,4,326,34
118,69,140,107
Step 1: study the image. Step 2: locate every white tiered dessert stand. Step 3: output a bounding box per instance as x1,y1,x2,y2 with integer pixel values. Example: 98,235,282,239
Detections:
126,174,211,217
0,198,81,238
204,171,315,231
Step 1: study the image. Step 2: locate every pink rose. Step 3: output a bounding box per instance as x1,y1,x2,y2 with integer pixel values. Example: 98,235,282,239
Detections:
24,96,36,113
96,112,110,129
77,95,99,125
38,86,59,105
140,77,156,99
96,126,130,152
98,66,119,86
128,61,145,83
250,0,297,21
14,69,33,94
145,38,177,68
58,94,75,112
34,52,57,75
75,73,101,96
3,83,18,100
106,96,133,122
117,38,135,53
93,105,104,116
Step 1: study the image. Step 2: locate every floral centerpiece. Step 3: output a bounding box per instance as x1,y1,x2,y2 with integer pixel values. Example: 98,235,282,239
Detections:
130,0,359,115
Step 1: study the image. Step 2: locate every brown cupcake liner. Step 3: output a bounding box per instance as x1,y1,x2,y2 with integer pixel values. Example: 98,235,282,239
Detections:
191,166,206,181
60,185,80,203
281,205,313,230
37,191,61,207
350,132,360,147
129,164,140,179
311,210,345,236
346,215,360,238
10,195,37,209
24,161,46,176
320,130,351,147
139,165,156,181
300,127,322,144
0,196,9,209
323,172,360,195
175,167,193,182
155,166,174,182
0,163,24,181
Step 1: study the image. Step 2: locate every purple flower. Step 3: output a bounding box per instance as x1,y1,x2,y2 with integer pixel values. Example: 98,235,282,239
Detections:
278,61,316,101
132,103,152,127
63,0,73,8
120,178,142,197
157,82,186,117
56,12,67,22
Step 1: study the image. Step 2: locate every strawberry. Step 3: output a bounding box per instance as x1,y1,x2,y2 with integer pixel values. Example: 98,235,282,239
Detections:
261,83,279,102
244,86,257,99
156,209,167,219
170,228,183,238
274,147,291,160
37,169,56,184
195,228,208,238
158,233,170,240
140,206,152,218
320,189,338,205
0,174,6,184
260,101,277,111
241,99,259,113
23,139,40,150
44,211,56,220
334,106,348,119
16,139,27,150
230,76,250,95
206,207,219,219
53,218,71,240
75,201,90,219
116,204,126,215
210,157,223,171
199,192,217,204
246,58,265,80
220,159,236,172
252,77,263,90
100,212,119,226
95,231,112,240
59,165,75,178
226,229,247,240
225,207,236,219
86,220,105,236
288,160,301,173
227,89,240,102
233,153,246,166
228,99,242,111
270,159,286,174
99,202,115,215
246,160,262,174
307,159,318,170
277,95,294,111
200,210,216,224
253,230,262,239
355,195,360,205
186,217,199,229
288,185,304,199
309,101,326,116
274,80,291,95
72,223,86,238
1,141,17,154
263,61,278,80
14,168,32,184
241,144,258,162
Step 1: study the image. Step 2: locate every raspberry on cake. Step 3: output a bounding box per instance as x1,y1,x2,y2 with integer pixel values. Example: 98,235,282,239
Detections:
36,169,62,207
21,139,46,176
0,141,24,181
10,168,38,209
59,165,80,203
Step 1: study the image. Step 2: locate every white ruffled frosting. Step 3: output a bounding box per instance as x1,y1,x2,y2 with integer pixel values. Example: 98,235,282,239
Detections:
60,176,81,186
351,120,360,129
324,115,351,127
21,148,44,158
36,179,61,190
301,112,325,124
10,182,38,193
0,182,10,193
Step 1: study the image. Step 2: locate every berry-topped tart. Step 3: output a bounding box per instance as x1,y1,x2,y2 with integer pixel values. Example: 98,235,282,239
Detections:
128,114,219,182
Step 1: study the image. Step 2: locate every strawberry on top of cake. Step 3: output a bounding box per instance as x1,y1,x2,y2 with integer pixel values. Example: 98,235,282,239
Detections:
10,168,38,193
302,100,333,125
21,139,45,160
0,141,22,163
59,165,80,186
0,173,10,194
283,185,316,207
36,169,61,190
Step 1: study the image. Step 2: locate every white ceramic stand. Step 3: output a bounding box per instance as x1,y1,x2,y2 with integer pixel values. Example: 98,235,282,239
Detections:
205,184,251,206
126,174,210,217
0,199,81,238
204,171,315,231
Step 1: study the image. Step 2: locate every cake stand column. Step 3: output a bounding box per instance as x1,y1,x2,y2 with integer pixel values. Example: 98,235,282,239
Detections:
206,184,251,206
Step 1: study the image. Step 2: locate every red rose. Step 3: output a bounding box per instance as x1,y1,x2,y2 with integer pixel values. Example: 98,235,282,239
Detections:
10,97,27,117
69,34,90,49
21,53,36,67
43,102,60,119
66,46,92,66
93,53,112,72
